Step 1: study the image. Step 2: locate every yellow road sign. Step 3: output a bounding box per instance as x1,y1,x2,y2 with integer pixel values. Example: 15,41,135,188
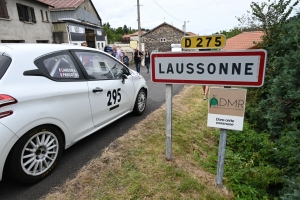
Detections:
181,35,226,49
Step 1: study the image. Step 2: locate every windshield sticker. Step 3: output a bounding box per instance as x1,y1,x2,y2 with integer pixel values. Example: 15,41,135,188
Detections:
59,72,79,78
58,68,79,78
59,68,78,73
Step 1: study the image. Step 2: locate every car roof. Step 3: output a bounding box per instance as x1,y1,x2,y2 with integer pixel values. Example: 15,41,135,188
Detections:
0,43,103,58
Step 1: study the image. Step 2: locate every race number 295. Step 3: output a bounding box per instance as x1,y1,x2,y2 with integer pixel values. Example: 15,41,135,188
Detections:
107,88,121,106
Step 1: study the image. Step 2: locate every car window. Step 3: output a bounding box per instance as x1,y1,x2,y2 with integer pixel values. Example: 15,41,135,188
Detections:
43,54,79,79
74,52,129,80
0,55,12,80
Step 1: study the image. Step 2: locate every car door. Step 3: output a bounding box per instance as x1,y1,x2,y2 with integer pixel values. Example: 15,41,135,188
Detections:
72,50,135,127
32,51,93,144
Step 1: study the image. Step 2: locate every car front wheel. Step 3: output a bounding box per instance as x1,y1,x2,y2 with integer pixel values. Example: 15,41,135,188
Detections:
133,88,147,115
8,125,63,184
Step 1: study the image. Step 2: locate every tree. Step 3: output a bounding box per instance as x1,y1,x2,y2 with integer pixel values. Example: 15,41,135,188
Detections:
241,0,300,135
215,27,242,39
236,0,299,34
123,25,129,34
103,23,113,43
235,1,300,198
115,27,124,35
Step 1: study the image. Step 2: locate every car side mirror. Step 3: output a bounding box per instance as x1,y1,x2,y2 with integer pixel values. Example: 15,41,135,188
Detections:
122,74,128,84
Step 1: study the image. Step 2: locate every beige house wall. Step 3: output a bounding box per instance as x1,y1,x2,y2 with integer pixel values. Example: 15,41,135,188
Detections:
0,0,52,43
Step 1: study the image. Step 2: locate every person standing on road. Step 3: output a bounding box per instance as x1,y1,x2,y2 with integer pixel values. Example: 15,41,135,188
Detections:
112,45,123,61
145,51,150,73
81,42,88,47
122,51,129,67
134,48,143,73
203,86,209,100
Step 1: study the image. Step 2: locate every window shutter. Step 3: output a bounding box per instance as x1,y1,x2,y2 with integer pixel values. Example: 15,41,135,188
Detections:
30,7,36,23
45,11,49,22
16,4,24,21
0,0,9,19
40,10,44,21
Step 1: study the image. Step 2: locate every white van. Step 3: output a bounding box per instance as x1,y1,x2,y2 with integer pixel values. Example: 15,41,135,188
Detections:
171,44,182,52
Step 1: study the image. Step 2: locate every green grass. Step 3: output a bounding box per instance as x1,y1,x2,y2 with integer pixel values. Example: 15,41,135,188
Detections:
44,86,232,200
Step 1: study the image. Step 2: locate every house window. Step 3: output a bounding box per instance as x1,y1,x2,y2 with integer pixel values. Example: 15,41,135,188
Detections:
160,38,167,42
16,3,36,23
0,0,9,19
36,40,49,43
1,40,25,43
40,10,44,21
45,11,49,22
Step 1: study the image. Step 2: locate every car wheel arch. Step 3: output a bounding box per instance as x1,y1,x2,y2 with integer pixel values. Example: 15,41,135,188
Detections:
3,123,66,169
3,124,66,183
132,86,148,109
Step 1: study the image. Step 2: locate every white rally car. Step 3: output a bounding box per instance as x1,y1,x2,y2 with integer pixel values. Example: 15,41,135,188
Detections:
0,44,147,184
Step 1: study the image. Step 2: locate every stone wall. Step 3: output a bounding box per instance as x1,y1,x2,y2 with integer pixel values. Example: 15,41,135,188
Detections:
142,24,184,52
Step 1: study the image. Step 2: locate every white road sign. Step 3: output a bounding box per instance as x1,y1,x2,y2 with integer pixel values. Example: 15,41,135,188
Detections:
151,50,267,87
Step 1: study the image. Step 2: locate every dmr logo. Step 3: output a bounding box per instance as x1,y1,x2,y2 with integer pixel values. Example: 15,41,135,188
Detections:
209,95,245,109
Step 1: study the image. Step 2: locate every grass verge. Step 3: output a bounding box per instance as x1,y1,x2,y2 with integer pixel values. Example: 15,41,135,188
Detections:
43,85,233,200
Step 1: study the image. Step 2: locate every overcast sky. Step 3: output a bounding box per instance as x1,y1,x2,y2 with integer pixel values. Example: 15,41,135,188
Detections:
93,0,299,35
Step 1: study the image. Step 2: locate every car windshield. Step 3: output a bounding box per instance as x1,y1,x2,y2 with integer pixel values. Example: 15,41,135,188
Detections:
0,55,12,80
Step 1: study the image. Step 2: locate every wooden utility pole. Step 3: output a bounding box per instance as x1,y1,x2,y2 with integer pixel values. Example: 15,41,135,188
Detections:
137,0,142,52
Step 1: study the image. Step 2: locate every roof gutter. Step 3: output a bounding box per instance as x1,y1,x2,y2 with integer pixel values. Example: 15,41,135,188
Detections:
50,8,76,11
58,18,102,28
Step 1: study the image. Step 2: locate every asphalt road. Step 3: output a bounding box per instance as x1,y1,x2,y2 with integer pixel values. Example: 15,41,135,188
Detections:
0,65,184,200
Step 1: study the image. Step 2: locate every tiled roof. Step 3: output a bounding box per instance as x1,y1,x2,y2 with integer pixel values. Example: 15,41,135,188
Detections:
187,32,197,36
39,0,84,9
142,22,187,37
122,31,147,38
35,0,54,6
223,31,264,50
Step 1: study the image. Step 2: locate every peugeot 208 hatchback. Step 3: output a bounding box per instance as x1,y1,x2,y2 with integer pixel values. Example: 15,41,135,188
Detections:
0,44,147,183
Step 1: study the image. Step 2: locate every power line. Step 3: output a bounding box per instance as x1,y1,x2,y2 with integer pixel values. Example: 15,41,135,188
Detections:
152,0,184,22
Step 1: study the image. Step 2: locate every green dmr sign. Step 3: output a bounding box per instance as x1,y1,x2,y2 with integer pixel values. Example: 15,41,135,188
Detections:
208,87,247,131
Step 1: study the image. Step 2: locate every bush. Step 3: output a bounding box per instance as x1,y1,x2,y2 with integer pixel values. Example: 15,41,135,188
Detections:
243,14,300,199
225,123,282,199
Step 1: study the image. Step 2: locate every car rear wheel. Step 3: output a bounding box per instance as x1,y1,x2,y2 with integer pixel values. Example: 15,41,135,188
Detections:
133,88,147,115
8,125,63,184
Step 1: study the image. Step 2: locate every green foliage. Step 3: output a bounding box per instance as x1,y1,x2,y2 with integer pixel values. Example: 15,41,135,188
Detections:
103,23,136,43
236,0,299,32
214,27,242,39
103,23,145,43
280,176,300,199
123,25,129,34
115,27,124,35
235,0,300,199
225,123,282,199
246,11,300,137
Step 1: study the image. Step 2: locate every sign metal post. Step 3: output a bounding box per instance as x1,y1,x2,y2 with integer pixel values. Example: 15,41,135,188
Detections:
216,85,231,187
216,128,227,187
166,84,173,160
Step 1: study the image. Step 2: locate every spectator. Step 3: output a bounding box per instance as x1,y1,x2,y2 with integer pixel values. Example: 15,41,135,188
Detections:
122,52,129,67
112,45,123,61
203,86,209,100
81,42,88,47
145,51,150,73
134,48,143,73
